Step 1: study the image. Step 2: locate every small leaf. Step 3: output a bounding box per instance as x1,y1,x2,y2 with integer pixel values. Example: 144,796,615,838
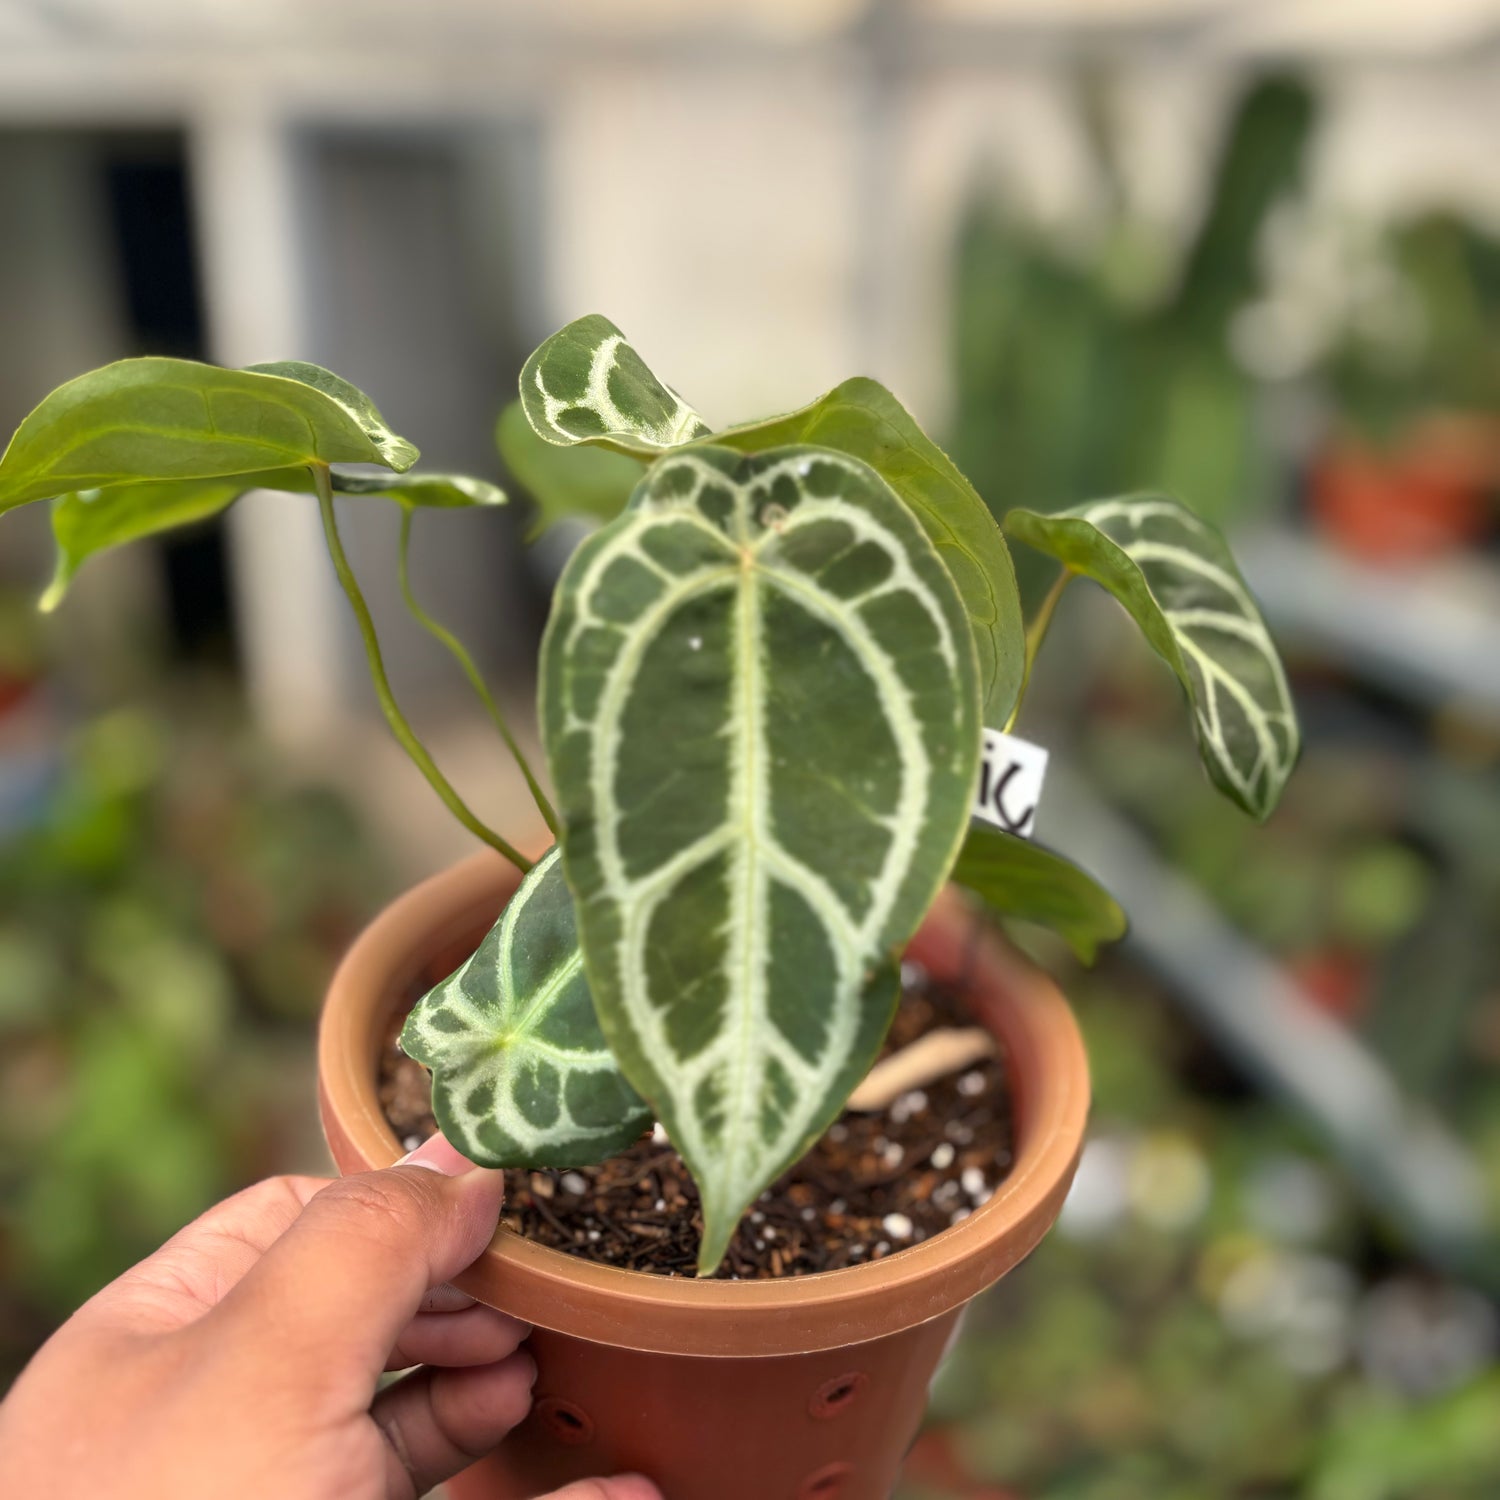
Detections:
41,469,503,610
541,445,981,1272
518,314,710,457
43,478,249,612
0,357,417,514
1005,494,1299,820
952,826,1126,964
713,378,1025,727
496,400,642,533
399,846,651,1168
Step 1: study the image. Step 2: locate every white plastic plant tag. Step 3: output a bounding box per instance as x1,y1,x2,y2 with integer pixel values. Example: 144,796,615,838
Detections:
972,728,1048,838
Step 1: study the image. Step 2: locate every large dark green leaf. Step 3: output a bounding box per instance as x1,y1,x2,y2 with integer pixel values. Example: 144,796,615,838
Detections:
1005,494,1299,820
496,399,642,533
952,826,1126,964
41,469,504,610
400,847,651,1168
713,378,1025,726
518,314,709,458
541,444,981,1272
0,357,417,514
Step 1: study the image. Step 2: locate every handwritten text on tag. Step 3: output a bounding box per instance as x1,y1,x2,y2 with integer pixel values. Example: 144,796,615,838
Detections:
972,728,1049,839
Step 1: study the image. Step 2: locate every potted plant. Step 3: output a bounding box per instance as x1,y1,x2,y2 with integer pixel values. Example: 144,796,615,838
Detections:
1311,211,1500,565
0,317,1300,1499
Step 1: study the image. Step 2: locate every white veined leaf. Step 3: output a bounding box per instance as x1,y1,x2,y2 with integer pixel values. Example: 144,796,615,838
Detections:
1005,494,1299,820
514,319,1023,725
541,444,981,1272
400,847,651,1168
712,377,1025,728
519,314,709,458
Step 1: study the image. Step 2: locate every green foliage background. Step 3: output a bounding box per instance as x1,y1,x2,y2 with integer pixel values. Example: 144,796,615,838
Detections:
0,660,383,1383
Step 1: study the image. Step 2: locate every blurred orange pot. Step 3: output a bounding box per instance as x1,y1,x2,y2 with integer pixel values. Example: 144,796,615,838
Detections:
1310,417,1496,564
318,852,1089,1500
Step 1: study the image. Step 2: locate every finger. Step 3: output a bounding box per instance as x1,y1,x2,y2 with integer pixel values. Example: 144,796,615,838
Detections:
419,1282,476,1314
385,1305,530,1372
93,1175,331,1334
211,1134,504,1385
544,1480,665,1500
372,1348,536,1499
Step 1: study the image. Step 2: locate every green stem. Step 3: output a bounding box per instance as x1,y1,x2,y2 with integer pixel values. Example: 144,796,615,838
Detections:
397,507,561,839
1003,567,1073,733
312,464,533,873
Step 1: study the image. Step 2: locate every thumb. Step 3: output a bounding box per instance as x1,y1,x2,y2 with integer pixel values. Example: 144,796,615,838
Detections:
211,1134,506,1387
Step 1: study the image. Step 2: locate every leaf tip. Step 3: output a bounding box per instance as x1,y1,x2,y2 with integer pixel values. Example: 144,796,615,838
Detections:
38,565,71,614
695,1223,733,1279
382,436,421,473
396,1006,428,1066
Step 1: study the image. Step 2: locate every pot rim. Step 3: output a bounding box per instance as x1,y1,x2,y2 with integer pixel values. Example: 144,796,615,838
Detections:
318,850,1090,1357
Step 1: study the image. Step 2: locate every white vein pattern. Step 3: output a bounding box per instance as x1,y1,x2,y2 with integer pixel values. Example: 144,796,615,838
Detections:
526,320,708,450
1076,497,1299,816
401,847,648,1165
549,447,975,1263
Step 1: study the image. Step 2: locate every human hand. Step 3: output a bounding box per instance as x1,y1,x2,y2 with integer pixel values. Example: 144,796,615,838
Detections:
0,1134,661,1500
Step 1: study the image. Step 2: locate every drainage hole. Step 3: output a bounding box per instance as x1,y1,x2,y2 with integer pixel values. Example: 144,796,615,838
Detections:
535,1396,594,1446
809,1371,867,1420
797,1460,854,1498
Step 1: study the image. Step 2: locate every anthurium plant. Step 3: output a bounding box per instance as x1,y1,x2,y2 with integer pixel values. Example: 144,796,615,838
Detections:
0,316,1300,1273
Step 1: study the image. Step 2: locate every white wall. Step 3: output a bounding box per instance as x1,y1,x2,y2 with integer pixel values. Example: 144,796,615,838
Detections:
0,2,1497,735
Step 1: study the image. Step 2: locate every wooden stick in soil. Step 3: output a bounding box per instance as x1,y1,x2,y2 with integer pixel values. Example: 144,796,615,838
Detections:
845,1027,997,1112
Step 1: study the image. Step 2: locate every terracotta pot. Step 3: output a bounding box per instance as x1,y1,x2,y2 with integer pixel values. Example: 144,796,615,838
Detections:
1309,418,1496,564
319,852,1090,1500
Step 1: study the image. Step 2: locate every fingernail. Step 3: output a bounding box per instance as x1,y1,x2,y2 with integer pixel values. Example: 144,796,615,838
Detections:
398,1132,479,1176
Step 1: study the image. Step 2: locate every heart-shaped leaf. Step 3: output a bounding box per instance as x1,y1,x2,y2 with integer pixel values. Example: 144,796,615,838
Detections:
0,357,417,514
41,469,504,610
952,826,1126,963
1005,495,1299,820
514,319,1023,725
541,444,981,1272
713,378,1025,727
519,314,709,458
496,400,643,534
400,846,651,1168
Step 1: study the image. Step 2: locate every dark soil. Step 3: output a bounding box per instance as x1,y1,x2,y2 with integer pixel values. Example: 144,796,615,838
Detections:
379,963,1014,1279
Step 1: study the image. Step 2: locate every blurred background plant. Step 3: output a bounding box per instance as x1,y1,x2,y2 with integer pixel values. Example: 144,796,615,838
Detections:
951,70,1318,538
0,593,383,1381
1,1,1498,1492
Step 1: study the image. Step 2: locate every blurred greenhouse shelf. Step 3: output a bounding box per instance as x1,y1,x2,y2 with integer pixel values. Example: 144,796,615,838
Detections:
0,672,390,1384
1044,770,1495,1284
1238,526,1500,732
